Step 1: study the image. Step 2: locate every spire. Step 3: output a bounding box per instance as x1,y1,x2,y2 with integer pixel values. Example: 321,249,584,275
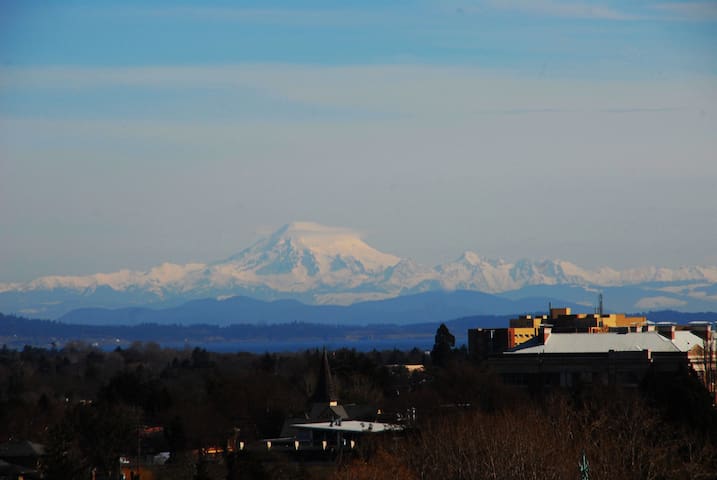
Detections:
311,348,338,405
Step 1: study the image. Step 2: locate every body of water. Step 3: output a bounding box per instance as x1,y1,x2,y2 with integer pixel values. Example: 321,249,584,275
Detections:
159,337,463,353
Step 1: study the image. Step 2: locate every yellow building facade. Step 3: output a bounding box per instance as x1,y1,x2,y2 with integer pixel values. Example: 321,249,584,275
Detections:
470,308,650,356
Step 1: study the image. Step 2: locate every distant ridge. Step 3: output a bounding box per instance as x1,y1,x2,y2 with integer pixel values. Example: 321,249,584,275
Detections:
57,291,588,326
1,222,716,318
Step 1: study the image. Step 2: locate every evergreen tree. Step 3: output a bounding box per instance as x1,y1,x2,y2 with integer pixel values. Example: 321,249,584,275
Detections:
431,323,456,367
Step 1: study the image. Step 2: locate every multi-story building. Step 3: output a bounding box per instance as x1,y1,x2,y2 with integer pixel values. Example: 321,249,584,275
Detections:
469,307,647,357
469,308,716,398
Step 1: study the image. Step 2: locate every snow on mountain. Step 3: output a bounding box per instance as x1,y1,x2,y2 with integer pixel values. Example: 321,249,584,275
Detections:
436,252,515,291
15,263,207,296
381,258,439,291
207,222,400,292
1,222,717,314
434,254,602,292
233,222,399,272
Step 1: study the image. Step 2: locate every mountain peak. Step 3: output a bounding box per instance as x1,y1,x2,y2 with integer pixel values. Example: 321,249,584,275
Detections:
274,222,360,246
282,221,344,233
458,251,483,265
224,222,401,278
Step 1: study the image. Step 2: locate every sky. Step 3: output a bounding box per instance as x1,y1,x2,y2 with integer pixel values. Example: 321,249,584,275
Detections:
1,0,716,282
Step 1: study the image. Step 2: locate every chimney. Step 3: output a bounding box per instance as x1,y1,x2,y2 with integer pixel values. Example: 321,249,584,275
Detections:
656,323,676,340
540,325,552,344
688,321,710,341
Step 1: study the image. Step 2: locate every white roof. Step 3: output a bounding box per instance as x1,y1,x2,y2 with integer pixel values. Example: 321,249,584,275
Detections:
507,331,704,355
291,420,403,433
672,331,705,351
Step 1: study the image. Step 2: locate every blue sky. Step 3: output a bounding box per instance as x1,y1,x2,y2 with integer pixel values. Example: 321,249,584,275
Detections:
1,0,716,281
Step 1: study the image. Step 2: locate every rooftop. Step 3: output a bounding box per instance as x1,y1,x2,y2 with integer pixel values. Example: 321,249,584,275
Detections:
291,420,403,434
506,331,704,355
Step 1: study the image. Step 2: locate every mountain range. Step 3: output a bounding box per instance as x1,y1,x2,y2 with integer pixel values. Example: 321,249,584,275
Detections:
2,222,716,319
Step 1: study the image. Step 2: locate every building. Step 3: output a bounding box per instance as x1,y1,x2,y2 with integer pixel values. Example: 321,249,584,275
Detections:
469,307,648,358
493,329,704,388
469,308,716,397
277,349,401,452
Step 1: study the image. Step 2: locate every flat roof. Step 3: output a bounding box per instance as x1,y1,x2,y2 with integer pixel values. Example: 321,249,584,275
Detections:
291,420,403,433
506,331,703,355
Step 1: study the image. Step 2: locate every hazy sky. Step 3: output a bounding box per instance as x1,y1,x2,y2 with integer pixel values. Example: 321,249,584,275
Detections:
1,0,716,282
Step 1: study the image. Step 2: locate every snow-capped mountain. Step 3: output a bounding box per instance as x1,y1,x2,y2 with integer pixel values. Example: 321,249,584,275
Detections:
1,221,717,318
211,222,400,292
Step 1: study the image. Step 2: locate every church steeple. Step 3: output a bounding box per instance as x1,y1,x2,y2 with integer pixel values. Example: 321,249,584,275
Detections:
311,348,338,406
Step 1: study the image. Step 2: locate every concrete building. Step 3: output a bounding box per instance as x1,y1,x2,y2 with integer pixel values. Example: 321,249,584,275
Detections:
469,307,647,358
485,329,708,390
469,308,716,397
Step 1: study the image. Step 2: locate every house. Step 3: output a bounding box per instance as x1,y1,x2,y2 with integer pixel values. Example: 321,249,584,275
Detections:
278,349,401,451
